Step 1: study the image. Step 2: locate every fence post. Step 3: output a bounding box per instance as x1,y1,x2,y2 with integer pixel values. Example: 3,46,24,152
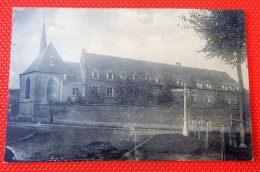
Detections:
229,113,233,146
205,121,209,152
221,124,225,161
191,120,194,134
194,120,197,137
198,119,202,140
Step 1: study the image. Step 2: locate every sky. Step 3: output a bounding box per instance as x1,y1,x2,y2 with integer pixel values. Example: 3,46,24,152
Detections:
9,8,250,89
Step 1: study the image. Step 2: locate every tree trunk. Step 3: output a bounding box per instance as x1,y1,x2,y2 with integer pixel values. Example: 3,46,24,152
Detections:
236,62,246,147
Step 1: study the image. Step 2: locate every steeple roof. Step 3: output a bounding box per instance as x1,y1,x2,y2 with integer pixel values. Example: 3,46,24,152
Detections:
39,19,46,54
23,20,67,75
23,42,67,74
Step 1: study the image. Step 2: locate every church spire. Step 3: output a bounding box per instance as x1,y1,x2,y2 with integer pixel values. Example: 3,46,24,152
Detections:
39,19,46,54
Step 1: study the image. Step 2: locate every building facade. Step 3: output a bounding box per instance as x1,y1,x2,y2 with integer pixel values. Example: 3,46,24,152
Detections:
17,21,241,122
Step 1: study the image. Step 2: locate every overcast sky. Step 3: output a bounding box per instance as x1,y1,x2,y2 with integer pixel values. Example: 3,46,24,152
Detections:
9,8,249,89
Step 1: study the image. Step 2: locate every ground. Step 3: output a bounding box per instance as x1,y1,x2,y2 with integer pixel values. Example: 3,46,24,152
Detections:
4,122,252,161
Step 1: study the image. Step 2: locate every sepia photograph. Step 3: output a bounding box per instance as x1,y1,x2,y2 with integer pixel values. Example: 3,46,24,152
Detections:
5,8,252,161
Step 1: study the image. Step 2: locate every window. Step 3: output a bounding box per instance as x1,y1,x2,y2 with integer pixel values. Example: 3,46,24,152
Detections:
133,75,138,82
233,98,237,104
25,77,31,99
49,54,55,67
205,83,212,89
120,74,127,80
91,86,100,94
221,85,228,90
106,72,113,80
72,88,80,96
92,71,99,79
196,82,203,89
177,80,184,86
206,95,211,103
155,78,160,84
107,87,114,97
180,93,184,101
191,93,196,102
227,97,231,104
145,76,151,81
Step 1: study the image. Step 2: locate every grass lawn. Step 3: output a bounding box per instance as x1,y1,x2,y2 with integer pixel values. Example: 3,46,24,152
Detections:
5,123,252,161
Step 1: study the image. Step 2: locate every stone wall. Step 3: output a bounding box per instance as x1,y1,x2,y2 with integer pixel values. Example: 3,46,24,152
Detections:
54,104,249,131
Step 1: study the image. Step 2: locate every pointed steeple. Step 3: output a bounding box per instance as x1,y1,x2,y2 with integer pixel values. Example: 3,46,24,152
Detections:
39,19,47,54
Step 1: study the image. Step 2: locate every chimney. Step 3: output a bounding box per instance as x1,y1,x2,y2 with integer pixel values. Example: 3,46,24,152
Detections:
176,62,181,67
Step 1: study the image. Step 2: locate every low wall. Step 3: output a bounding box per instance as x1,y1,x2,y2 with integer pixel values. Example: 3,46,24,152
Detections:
54,105,246,131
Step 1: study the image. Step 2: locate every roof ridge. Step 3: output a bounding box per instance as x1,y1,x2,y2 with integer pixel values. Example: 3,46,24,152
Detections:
85,52,231,75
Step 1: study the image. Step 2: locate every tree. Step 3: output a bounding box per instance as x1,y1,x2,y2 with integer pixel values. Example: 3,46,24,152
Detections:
181,10,247,147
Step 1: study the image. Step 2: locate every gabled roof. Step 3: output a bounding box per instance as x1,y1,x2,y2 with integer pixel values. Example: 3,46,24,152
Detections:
82,52,238,89
23,42,67,74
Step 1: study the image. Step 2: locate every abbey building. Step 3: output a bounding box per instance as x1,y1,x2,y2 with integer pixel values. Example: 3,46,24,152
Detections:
18,21,241,122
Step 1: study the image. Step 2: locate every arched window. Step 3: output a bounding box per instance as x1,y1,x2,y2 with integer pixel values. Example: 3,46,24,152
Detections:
25,77,31,99
47,77,58,102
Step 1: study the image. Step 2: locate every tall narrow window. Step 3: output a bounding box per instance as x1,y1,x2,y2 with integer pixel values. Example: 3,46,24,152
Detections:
233,98,237,104
133,75,138,82
206,95,211,103
191,93,196,102
155,78,160,84
107,87,114,97
25,77,31,99
180,93,184,101
72,88,80,96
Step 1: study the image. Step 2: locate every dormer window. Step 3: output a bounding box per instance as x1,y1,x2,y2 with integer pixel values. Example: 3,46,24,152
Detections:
155,78,160,84
133,75,138,82
221,85,228,90
196,82,203,89
92,71,99,79
106,72,113,80
177,80,184,86
232,86,239,91
205,83,212,89
145,77,151,81
120,74,127,80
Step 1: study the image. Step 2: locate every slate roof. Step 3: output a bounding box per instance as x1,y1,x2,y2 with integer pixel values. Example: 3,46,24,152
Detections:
23,42,67,74
82,52,238,89
63,62,84,83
